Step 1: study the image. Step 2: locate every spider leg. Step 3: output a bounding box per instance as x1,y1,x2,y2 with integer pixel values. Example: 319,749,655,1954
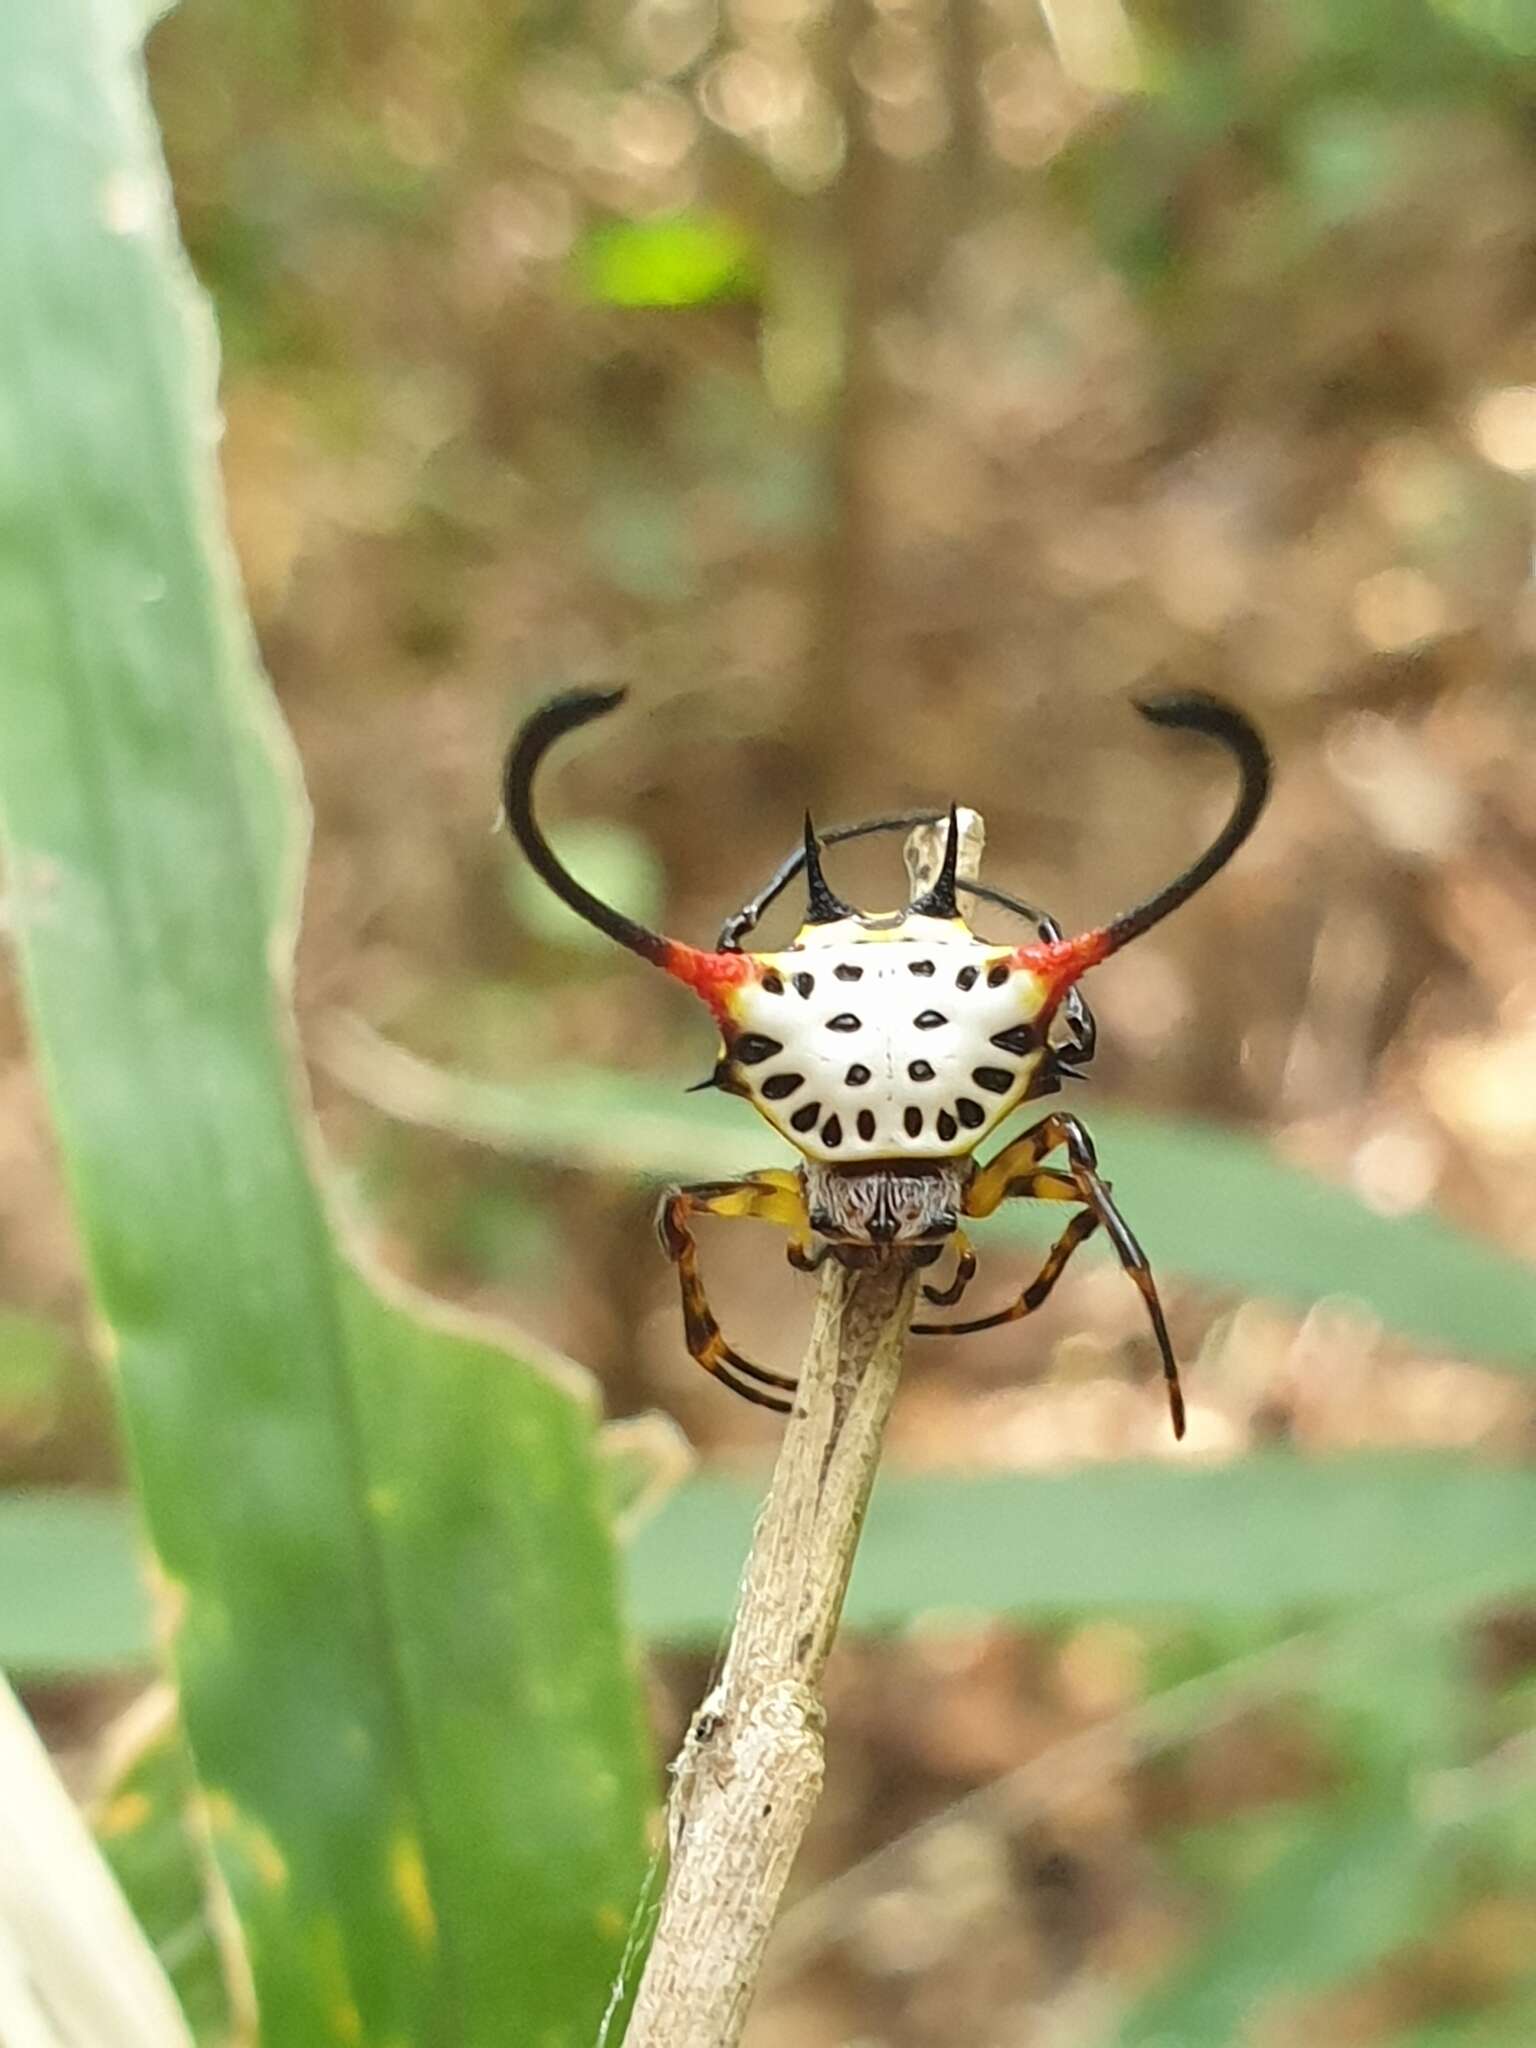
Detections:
924,1115,1186,1439
787,1238,833,1274
911,1199,1099,1334
920,1231,978,1308
656,1172,810,1413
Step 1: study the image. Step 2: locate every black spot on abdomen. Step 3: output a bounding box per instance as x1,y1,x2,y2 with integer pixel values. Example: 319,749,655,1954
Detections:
790,1102,821,1133
761,1072,803,1100
936,1109,958,1143
733,1033,782,1065
913,1010,948,1030
856,1110,876,1142
990,1024,1034,1055
955,1098,986,1129
903,1107,923,1138
821,1115,843,1148
972,1066,1014,1094
826,1012,861,1032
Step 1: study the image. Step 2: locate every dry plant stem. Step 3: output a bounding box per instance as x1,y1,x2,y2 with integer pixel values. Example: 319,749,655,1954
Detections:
622,1258,920,2048
622,810,985,2048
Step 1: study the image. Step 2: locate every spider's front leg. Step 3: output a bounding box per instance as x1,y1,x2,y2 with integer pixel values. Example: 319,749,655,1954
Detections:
919,1231,977,1310
787,1238,834,1274
913,1114,1186,1439
656,1170,814,1413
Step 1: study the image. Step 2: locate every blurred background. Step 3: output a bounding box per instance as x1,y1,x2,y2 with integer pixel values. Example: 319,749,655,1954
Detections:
7,0,1536,2042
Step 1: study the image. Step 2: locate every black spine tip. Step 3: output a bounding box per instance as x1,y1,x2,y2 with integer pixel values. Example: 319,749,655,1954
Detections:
1097,691,1272,953
501,688,629,820
501,687,682,969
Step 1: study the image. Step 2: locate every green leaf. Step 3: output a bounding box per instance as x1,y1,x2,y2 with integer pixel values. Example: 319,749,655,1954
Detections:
0,8,650,2045
573,212,760,308
12,1457,1533,1674
323,1038,1536,1371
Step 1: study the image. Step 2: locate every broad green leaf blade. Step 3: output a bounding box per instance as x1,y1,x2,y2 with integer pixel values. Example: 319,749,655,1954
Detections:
0,7,650,2045
12,1456,1534,1674
323,1032,1536,1371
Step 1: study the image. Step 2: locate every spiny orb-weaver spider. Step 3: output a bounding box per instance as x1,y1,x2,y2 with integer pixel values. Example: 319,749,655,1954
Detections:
504,690,1271,1439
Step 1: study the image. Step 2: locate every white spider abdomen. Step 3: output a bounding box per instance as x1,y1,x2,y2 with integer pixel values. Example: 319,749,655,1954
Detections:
723,917,1052,1162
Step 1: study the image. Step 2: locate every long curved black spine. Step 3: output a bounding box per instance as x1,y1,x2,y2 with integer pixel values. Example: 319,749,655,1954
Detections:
1100,693,1271,952
502,688,677,966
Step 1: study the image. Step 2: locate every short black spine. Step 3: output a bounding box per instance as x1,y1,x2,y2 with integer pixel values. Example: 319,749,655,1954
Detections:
801,812,855,925
907,802,962,920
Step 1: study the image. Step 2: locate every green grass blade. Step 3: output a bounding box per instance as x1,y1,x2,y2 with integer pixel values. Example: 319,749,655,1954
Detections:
10,1456,1533,1674
325,1031,1536,1371
0,7,650,2044
630,1458,1536,1638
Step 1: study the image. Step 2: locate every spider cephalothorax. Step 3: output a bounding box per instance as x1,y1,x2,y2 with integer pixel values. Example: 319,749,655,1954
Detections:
503,689,1270,1438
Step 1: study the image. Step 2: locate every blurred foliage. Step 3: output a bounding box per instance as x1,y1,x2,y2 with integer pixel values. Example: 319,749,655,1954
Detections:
0,0,1533,2044
0,1310,73,1449
0,1493,151,1674
574,212,763,308
504,819,668,953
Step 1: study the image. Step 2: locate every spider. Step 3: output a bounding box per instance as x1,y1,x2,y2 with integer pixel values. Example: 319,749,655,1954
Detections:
503,690,1270,1438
